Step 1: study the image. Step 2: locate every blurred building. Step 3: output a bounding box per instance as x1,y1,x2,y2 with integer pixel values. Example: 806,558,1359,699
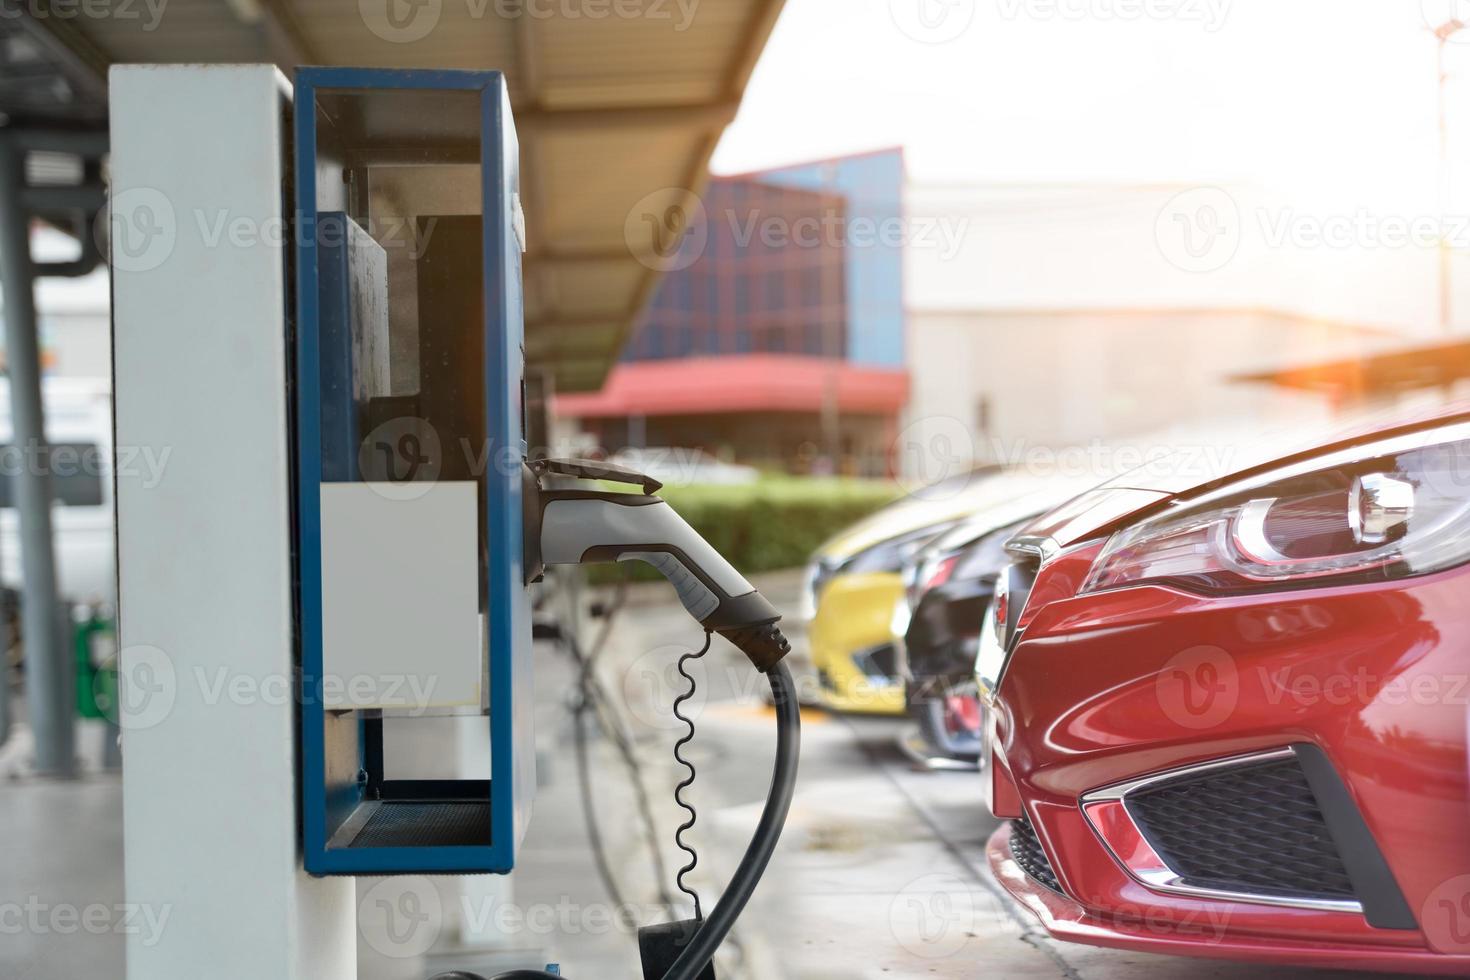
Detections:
900,182,1470,478
557,148,908,475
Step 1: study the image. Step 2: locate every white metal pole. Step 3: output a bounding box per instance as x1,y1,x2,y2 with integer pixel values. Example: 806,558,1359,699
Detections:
110,64,356,980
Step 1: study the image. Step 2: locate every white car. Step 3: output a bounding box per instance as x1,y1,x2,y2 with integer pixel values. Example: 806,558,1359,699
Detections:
0,377,116,607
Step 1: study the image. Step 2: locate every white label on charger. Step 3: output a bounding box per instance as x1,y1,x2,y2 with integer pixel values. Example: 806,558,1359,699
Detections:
319,481,482,711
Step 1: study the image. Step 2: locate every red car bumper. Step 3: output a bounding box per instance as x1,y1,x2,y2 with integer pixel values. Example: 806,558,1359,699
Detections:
988,824,1470,974
988,554,1470,974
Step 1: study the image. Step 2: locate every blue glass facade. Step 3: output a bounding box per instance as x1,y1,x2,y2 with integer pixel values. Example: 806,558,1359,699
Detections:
754,149,906,368
625,148,906,368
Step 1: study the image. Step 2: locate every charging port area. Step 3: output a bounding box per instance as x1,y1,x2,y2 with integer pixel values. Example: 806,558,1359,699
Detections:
294,68,532,876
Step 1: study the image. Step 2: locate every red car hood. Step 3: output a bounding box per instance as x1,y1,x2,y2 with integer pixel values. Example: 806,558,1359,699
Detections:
1018,399,1470,549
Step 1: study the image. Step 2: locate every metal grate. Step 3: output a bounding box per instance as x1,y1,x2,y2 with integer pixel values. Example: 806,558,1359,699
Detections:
349,802,492,849
1126,757,1356,901
1010,817,1062,893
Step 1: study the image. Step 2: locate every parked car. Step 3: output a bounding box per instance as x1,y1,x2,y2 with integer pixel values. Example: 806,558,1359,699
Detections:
898,515,1035,762
984,403,1470,974
805,466,1103,716
896,516,1020,763
803,466,1001,715
898,471,1106,762
0,377,115,606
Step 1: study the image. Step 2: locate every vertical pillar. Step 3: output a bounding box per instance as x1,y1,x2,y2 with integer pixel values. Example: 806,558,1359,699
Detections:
0,534,9,748
0,135,72,776
111,65,355,980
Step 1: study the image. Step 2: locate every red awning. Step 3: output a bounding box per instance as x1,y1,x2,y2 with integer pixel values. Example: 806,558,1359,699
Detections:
554,355,910,419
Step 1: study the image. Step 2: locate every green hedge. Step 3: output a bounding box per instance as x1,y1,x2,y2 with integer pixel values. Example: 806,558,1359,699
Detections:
587,477,898,584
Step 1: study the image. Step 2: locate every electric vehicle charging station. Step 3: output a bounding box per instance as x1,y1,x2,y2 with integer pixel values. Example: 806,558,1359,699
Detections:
113,63,796,980
294,66,534,877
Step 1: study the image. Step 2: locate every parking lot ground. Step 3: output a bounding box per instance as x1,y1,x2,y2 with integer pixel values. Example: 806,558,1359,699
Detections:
505,571,1420,980
0,570,1432,979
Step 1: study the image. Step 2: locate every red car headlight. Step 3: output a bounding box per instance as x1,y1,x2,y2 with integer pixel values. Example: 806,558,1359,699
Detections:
1081,423,1470,596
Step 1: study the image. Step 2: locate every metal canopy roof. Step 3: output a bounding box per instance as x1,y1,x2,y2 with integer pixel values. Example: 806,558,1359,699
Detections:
3,0,784,390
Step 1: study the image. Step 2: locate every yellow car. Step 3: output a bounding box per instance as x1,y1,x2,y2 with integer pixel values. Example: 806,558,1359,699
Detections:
804,469,1015,715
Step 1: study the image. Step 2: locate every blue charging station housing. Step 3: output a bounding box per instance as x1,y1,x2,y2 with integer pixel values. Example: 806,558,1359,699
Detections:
294,67,532,875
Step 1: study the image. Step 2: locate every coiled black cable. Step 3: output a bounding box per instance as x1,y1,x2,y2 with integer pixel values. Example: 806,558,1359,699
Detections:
485,656,800,980
670,630,712,920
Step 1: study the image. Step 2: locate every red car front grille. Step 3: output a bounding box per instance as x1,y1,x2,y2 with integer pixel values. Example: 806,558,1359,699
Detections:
1126,755,1356,902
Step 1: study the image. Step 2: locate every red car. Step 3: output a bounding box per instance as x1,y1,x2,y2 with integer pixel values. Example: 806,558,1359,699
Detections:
983,405,1470,974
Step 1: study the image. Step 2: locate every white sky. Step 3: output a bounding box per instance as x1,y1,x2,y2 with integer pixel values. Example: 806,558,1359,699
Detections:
714,0,1470,217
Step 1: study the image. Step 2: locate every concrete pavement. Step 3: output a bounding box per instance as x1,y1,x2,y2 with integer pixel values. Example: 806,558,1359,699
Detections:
0,570,1429,979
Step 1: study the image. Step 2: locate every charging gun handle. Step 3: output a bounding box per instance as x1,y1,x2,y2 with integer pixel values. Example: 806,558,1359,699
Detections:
537,489,790,672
